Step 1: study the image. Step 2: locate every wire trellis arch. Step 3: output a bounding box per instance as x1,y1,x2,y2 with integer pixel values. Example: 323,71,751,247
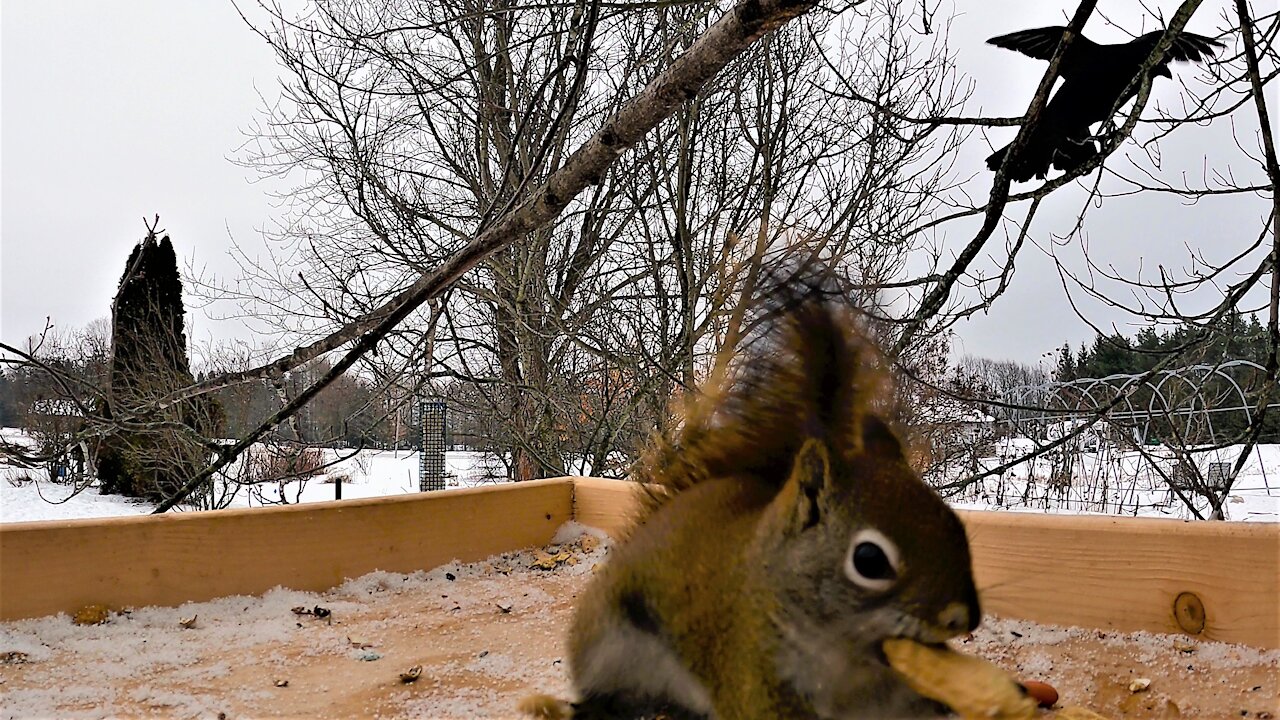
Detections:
948,360,1277,520
1004,360,1264,445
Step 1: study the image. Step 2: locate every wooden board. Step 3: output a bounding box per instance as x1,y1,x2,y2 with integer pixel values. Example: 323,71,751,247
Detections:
571,475,650,536
963,510,1280,649
0,478,573,621
5,476,1276,650
569,478,1280,649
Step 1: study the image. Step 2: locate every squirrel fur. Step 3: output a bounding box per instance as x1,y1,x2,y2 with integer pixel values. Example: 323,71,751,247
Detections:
562,274,981,719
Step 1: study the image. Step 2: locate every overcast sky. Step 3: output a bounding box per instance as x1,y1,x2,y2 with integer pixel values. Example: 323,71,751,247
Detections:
1,0,1265,368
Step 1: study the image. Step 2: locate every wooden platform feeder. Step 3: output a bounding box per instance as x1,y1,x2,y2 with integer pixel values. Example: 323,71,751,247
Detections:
2,476,1277,650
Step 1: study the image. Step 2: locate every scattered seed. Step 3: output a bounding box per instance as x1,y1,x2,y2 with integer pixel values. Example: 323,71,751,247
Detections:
72,604,112,626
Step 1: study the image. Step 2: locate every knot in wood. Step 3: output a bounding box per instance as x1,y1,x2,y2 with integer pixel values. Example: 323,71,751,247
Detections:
1173,591,1206,635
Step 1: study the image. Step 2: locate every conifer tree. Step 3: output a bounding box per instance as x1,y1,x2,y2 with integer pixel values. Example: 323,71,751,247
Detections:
96,221,224,501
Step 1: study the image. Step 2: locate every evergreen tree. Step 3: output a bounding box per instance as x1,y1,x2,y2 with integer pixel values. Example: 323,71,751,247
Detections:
1133,327,1162,373
96,224,224,502
1053,343,1075,382
1076,332,1135,378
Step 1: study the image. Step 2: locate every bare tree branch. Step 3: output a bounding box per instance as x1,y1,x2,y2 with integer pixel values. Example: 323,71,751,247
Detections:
151,0,820,511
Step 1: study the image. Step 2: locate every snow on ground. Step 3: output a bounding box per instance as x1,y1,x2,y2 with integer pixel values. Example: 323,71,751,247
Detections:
3,428,1277,524
0,474,154,524
220,448,511,508
0,428,34,448
0,433,519,523
947,440,1280,522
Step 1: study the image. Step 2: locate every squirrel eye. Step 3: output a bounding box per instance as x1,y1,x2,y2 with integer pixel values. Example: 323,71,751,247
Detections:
844,529,900,591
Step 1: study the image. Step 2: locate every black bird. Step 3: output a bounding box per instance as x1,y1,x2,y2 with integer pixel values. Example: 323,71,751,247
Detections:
985,26,1224,181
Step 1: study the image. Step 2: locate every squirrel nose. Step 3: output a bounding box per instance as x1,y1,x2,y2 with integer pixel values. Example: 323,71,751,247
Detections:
937,602,974,636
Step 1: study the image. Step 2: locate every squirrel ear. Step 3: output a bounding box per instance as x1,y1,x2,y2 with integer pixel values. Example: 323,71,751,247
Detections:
786,438,831,532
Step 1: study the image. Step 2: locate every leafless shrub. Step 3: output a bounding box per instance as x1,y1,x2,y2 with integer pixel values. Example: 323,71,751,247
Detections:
247,445,324,485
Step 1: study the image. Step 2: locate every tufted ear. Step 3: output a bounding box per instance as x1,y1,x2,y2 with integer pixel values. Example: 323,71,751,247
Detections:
785,438,831,533
857,414,907,462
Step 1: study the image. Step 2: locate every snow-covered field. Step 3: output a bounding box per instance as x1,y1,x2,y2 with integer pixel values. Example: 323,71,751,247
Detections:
0,479,156,524
947,439,1280,522
0,442,516,524
2,428,1277,524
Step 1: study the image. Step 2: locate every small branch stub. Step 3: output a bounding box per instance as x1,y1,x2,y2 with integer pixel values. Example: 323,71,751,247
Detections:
1173,591,1206,635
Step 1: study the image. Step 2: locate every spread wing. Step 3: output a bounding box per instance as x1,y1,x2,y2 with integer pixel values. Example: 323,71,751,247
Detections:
986,26,1098,61
1130,30,1225,63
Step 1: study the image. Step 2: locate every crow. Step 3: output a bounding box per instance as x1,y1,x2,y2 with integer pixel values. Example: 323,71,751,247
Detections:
984,26,1224,182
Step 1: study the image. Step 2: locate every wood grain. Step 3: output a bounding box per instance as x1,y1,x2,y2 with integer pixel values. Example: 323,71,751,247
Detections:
961,510,1280,649
0,478,572,621
570,475,650,537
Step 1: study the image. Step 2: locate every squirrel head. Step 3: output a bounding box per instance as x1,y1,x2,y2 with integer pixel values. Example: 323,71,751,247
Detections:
643,272,980,647
758,420,980,649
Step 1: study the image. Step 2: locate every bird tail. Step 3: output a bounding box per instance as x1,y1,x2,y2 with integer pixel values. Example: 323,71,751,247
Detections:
984,145,1009,173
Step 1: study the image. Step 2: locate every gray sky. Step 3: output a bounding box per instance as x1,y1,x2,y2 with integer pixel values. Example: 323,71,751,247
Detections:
2,0,283,354
1,0,1265,367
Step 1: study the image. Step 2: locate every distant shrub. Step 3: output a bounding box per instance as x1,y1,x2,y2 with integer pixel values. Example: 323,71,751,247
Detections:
247,445,325,484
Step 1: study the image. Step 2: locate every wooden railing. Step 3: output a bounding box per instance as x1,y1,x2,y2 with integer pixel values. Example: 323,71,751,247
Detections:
2,476,1276,649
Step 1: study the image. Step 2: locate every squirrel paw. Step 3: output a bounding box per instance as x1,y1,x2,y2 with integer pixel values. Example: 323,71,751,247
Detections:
518,693,574,719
